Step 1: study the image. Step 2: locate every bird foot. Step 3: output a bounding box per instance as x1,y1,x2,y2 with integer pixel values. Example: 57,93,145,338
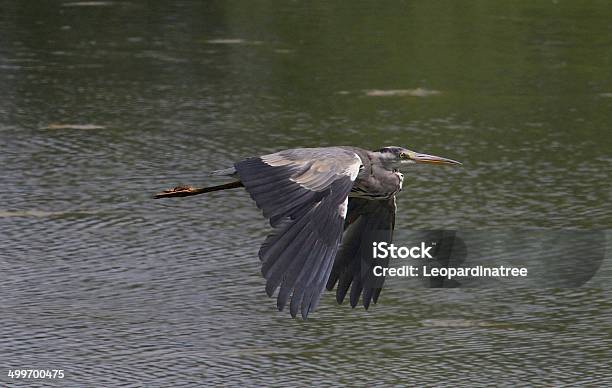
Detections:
154,185,198,198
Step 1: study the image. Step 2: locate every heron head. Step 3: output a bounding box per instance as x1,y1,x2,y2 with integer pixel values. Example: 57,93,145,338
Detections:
377,146,462,170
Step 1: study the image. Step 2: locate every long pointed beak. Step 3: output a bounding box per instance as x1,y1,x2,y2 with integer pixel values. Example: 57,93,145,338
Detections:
412,152,462,166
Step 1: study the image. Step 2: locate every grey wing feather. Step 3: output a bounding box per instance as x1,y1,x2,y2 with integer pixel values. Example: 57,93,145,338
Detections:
326,196,396,309
234,147,362,318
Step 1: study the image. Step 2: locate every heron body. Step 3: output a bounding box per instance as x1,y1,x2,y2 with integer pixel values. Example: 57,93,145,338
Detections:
347,147,404,200
156,146,461,319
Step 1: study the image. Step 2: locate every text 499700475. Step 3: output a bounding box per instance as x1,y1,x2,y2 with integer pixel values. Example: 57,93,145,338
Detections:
7,369,64,379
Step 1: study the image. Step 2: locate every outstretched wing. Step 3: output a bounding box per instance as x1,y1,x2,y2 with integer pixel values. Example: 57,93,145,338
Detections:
326,196,396,309
234,147,362,319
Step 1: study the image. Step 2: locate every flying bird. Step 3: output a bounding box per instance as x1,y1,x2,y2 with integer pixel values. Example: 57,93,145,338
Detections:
155,146,461,319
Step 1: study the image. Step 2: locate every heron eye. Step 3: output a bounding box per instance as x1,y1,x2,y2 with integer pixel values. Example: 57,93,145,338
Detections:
400,153,409,160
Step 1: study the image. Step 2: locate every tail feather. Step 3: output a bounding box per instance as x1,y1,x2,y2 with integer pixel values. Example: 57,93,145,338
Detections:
209,167,237,177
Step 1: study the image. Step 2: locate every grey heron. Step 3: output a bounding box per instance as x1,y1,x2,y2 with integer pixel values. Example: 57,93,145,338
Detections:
155,146,461,318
